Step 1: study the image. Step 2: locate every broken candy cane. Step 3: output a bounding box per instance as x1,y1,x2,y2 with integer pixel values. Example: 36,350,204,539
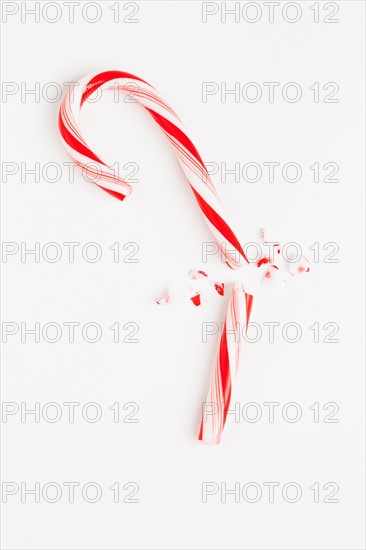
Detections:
188,270,225,306
58,70,252,445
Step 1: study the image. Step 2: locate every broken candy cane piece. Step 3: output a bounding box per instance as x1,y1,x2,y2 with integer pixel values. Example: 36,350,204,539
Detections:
213,282,225,296
264,264,279,277
289,256,311,276
156,291,172,305
189,270,224,304
189,270,208,306
261,264,282,288
257,257,270,268
260,229,282,262
199,283,253,444
191,293,202,307
188,269,208,280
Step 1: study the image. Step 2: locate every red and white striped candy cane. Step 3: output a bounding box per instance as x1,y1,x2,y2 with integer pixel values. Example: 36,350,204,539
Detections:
198,283,253,444
58,70,253,444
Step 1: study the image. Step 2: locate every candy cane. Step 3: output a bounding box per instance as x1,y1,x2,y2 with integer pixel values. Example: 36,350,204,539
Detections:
58,70,253,444
199,282,253,444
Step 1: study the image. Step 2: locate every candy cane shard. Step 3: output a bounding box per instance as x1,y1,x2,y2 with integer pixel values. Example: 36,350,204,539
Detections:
58,71,252,444
156,290,173,306
199,283,253,445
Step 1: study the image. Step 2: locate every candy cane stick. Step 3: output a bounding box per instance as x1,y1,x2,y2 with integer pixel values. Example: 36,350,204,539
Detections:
58,70,253,444
199,282,253,444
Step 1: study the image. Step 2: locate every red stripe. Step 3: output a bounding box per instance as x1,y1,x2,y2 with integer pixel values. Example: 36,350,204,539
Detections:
146,108,206,168
95,184,125,201
81,71,150,106
198,420,203,440
58,111,106,165
190,187,248,262
220,323,232,424
246,294,253,322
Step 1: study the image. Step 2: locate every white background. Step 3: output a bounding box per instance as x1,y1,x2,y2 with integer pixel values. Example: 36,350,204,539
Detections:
1,1,365,549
